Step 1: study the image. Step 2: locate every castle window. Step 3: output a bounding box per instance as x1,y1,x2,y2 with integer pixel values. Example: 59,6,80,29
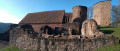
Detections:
68,17,69,22
65,17,67,23
80,12,81,15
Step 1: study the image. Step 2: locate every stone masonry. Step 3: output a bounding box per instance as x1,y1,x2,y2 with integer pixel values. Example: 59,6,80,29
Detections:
0,1,116,51
93,1,111,26
81,19,104,37
9,24,39,50
9,24,119,51
72,6,87,23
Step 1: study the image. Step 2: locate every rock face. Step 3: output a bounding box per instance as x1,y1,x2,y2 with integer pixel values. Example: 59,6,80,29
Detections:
81,19,104,37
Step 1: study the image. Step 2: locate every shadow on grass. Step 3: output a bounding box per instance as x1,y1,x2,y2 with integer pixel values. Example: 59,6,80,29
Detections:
100,30,114,34
99,26,115,29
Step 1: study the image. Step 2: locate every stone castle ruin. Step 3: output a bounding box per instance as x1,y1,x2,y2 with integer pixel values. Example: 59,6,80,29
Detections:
81,19,104,38
93,1,111,26
19,5,87,36
0,1,119,51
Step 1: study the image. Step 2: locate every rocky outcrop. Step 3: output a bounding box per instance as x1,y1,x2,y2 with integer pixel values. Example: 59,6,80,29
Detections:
81,19,104,38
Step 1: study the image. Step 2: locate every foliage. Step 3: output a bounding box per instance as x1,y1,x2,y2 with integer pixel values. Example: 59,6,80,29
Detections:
0,46,27,51
111,1,120,27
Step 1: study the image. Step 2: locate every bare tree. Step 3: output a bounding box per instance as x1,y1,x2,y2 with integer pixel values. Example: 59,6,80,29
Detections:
111,1,120,27
112,6,120,21
87,6,93,19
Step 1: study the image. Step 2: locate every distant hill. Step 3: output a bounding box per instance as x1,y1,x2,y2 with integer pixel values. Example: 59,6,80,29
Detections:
0,22,13,33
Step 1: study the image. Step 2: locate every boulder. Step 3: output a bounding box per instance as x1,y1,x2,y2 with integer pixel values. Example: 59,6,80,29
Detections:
81,19,104,38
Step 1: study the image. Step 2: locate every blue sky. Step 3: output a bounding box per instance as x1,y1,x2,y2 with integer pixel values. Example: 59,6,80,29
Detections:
0,0,119,23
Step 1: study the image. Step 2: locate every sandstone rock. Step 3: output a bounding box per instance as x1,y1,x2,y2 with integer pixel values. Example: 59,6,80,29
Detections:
81,19,104,38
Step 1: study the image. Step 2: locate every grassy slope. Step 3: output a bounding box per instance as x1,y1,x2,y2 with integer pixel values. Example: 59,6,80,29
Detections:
95,27,120,51
95,44,120,51
0,46,26,51
100,27,120,39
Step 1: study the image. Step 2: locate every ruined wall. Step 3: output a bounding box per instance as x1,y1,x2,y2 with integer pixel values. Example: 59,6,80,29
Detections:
31,24,63,33
93,1,111,26
9,24,39,50
11,34,119,51
39,36,118,51
63,23,80,35
9,24,119,51
72,6,87,23
71,6,87,34
81,19,104,37
0,40,9,49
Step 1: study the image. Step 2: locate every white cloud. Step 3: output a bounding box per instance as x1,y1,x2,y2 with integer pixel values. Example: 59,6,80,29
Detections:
0,9,21,24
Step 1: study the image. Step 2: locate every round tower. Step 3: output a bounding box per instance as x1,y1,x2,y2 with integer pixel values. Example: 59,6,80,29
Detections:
72,6,87,23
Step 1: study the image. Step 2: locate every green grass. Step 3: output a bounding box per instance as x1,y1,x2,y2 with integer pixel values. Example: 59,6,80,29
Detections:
95,26,120,51
0,46,27,51
100,26,120,39
95,44,120,51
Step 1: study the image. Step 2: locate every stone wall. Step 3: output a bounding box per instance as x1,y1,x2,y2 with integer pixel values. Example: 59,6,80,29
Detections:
71,6,87,33
81,19,104,37
39,35,119,51
9,24,119,51
9,24,39,50
93,1,111,26
0,40,9,49
72,6,87,23
63,23,80,35
11,34,119,51
31,23,62,33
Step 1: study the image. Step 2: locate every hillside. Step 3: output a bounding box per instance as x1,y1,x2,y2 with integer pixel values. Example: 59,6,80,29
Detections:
95,27,120,51
0,23,13,33
100,26,120,39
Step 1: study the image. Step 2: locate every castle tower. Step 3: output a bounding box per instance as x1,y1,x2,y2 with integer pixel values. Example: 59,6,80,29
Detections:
71,6,87,23
93,1,111,26
71,6,87,34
